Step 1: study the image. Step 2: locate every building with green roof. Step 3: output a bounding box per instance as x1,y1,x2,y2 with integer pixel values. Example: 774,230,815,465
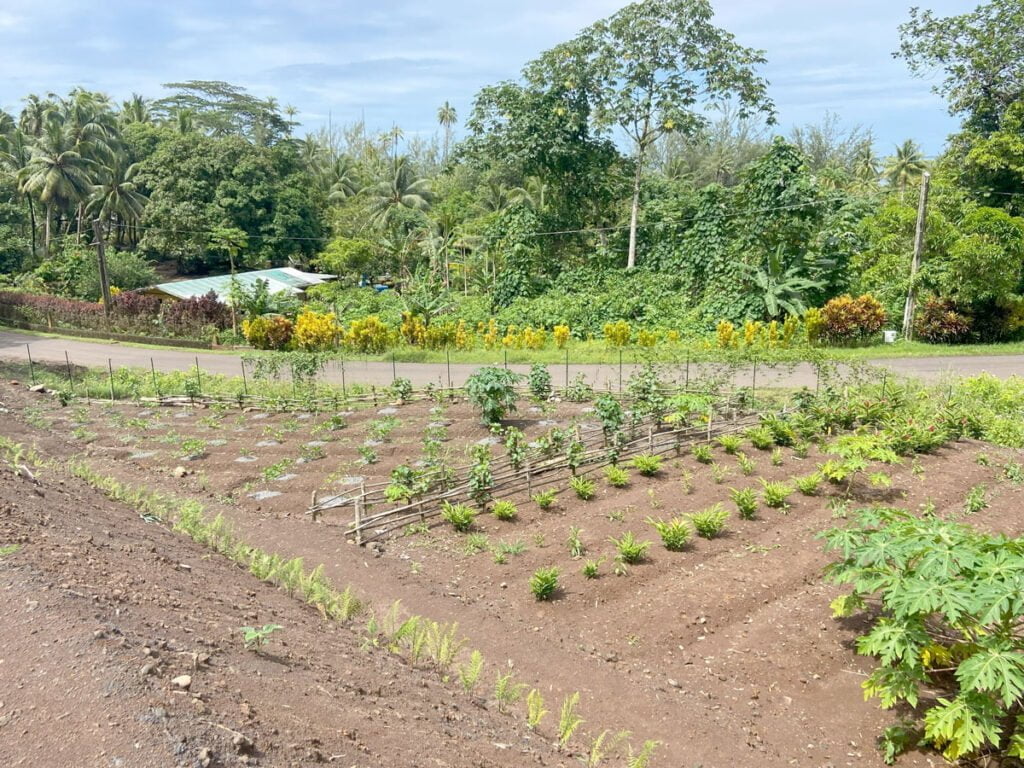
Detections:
143,268,336,302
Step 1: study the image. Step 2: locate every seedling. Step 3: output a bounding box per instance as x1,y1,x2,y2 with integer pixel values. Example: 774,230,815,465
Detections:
440,501,476,532
532,488,557,510
609,531,651,564
567,526,585,558
747,426,774,450
491,500,518,521
794,473,822,496
710,463,728,484
631,453,662,476
690,504,729,539
357,445,378,464
964,484,988,514
760,479,795,509
495,672,527,714
717,434,742,455
526,688,549,729
771,448,784,467
240,623,283,651
462,533,490,554
646,516,691,551
604,465,630,488
736,452,756,476
692,444,713,464
530,567,560,601
570,475,596,501
581,558,604,579
558,692,584,749
729,487,758,520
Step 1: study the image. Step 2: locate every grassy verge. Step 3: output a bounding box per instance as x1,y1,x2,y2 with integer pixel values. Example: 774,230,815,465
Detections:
5,323,1024,365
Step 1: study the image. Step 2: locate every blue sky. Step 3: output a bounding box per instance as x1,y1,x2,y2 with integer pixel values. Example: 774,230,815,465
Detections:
0,0,974,156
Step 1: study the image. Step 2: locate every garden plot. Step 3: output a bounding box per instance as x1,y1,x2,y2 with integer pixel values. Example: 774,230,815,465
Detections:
6,382,1024,767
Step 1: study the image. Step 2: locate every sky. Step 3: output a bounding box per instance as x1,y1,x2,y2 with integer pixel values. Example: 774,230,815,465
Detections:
0,0,975,156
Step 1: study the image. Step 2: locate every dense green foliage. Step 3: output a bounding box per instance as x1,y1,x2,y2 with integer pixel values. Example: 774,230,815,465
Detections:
1,3,1023,346
824,508,1024,763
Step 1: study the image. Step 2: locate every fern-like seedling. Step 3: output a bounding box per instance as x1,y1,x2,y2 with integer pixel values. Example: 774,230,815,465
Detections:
689,504,729,539
729,487,758,520
558,692,584,749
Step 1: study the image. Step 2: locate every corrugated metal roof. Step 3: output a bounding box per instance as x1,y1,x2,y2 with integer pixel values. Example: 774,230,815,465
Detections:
145,268,336,301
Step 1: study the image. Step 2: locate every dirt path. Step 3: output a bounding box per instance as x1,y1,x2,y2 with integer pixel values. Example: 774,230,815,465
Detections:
3,329,1024,389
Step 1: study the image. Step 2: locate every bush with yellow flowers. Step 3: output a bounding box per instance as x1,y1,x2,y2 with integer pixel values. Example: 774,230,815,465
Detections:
603,320,632,347
292,309,339,351
243,315,294,350
553,324,571,349
344,315,392,353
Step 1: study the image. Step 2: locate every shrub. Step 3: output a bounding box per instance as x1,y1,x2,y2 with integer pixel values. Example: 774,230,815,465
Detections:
465,366,522,424
609,531,651,564
914,297,973,344
603,320,631,347
630,453,663,476
730,487,758,520
690,504,729,538
646,516,691,551
530,567,559,601
570,475,596,501
440,501,476,532
390,377,413,403
553,324,570,349
162,291,231,338
819,294,886,345
604,465,630,487
532,489,557,510
491,500,518,521
581,559,602,579
760,479,795,509
692,444,713,464
823,508,1024,764
594,393,624,436
344,315,392,353
527,363,552,400
243,315,293,350
292,308,339,350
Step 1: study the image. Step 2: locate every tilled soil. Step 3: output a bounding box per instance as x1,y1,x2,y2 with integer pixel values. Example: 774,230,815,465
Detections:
0,422,565,766
3,382,1024,767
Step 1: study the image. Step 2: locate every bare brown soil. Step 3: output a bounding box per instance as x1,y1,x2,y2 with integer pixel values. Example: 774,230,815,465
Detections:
3,381,1024,767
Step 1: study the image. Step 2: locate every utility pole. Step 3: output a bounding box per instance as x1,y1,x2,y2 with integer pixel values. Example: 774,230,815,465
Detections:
91,219,112,318
901,172,931,341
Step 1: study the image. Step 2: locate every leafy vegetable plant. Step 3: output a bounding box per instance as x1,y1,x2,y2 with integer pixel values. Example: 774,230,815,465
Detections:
570,475,596,500
530,567,560,601
440,501,476,532
646,516,691,551
729,487,758,520
609,531,651,564
689,504,729,538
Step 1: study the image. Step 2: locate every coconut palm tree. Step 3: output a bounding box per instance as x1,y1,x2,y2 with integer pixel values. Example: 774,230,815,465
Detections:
324,155,360,203
120,93,152,125
19,94,53,137
0,127,39,253
364,156,431,228
883,140,927,202
88,154,148,246
19,114,97,255
437,101,457,163
476,179,528,214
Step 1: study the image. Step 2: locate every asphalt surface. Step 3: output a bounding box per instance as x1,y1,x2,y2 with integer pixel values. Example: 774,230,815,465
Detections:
2,329,1023,390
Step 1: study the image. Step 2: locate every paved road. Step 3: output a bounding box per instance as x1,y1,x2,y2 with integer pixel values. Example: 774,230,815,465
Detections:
2,329,1023,390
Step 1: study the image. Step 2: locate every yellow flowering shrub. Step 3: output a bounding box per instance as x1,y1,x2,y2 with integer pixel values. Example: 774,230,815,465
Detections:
345,315,392,353
716,320,736,348
243,315,293,350
292,309,339,351
636,329,658,347
400,312,427,346
553,325,570,349
603,320,631,347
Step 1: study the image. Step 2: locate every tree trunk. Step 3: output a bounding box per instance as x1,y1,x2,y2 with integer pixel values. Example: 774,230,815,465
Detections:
626,150,644,270
44,203,52,258
26,196,36,257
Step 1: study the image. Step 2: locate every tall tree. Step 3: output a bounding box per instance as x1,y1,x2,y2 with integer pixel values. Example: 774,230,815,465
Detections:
897,0,1024,133
20,114,97,255
569,0,774,268
883,140,927,201
364,156,432,229
437,101,457,163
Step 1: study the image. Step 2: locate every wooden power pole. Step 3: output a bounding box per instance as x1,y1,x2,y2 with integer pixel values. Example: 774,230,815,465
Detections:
91,219,112,318
901,172,931,341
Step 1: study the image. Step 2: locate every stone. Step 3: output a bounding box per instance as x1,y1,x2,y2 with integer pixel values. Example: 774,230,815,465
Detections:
171,675,192,690
172,466,188,478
